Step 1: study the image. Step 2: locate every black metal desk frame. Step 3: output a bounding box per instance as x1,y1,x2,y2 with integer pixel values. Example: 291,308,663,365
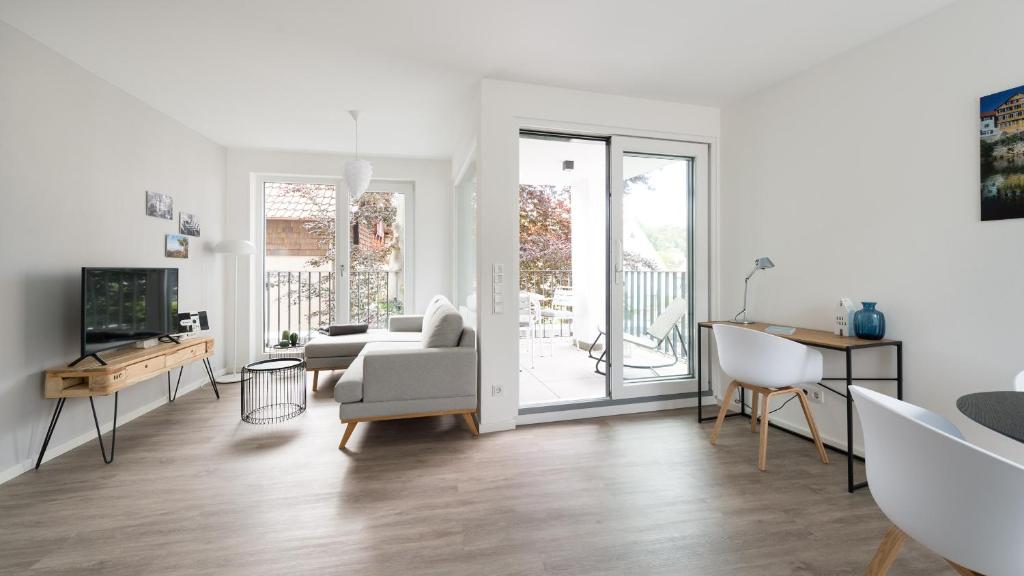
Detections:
696,323,903,493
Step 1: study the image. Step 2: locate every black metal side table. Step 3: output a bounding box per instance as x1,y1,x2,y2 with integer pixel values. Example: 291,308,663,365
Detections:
241,358,307,424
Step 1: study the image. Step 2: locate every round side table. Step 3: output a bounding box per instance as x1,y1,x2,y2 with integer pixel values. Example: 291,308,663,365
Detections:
241,358,306,424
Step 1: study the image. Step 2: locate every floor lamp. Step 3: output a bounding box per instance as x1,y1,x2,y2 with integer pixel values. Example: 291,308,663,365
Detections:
215,239,256,382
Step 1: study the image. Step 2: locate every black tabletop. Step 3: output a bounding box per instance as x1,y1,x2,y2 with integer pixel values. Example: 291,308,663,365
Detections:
957,391,1024,443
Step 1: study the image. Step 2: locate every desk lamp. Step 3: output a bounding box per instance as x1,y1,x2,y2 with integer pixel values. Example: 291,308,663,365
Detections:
733,257,774,324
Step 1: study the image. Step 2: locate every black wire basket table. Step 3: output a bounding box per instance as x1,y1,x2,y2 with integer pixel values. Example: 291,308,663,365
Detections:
240,358,306,424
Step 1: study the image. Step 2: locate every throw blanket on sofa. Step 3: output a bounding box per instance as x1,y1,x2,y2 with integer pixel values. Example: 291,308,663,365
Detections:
319,323,369,336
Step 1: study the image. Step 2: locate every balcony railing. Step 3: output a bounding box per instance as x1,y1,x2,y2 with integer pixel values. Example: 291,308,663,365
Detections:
519,269,689,357
263,270,392,349
623,269,688,357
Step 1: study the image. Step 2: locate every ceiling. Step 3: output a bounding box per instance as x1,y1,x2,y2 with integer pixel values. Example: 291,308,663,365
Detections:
0,0,956,158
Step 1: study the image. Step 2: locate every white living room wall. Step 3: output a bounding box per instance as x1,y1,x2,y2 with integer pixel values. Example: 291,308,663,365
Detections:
477,80,720,433
721,0,1024,463
0,21,228,483
223,149,451,367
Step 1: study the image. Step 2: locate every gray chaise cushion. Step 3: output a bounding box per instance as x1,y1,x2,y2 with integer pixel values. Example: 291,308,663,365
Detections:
334,341,422,403
306,330,421,359
421,300,464,348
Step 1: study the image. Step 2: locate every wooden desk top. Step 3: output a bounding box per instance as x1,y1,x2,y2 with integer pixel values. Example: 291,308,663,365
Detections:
698,321,900,351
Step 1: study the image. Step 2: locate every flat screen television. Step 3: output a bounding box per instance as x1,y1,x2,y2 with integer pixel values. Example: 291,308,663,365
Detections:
80,267,179,361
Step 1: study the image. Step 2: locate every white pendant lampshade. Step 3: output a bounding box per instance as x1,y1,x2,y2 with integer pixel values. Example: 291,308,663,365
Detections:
344,158,373,200
345,110,373,201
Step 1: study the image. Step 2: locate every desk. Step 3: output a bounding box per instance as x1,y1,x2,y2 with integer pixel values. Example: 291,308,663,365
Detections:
957,392,1024,443
696,321,902,493
37,336,218,468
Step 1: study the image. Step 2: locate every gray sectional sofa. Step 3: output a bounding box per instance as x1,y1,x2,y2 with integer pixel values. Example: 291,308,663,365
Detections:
304,295,478,449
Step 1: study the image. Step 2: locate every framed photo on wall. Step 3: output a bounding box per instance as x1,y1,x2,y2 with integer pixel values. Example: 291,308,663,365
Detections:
981,85,1024,221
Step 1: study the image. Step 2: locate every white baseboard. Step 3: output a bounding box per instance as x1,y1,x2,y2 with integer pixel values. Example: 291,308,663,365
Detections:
478,418,516,434
515,397,697,426
0,368,226,486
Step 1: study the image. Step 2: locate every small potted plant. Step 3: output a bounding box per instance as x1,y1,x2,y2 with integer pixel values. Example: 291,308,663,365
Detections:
289,332,299,347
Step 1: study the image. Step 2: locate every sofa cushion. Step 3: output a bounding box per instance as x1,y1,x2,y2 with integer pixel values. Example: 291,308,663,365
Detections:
306,329,421,359
334,341,423,404
421,294,449,328
421,300,464,348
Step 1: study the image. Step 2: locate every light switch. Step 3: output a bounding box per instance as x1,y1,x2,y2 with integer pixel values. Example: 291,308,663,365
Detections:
493,294,504,304
493,283,503,294
493,304,504,314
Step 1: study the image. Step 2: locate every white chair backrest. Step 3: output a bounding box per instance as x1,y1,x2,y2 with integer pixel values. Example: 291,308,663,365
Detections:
1014,370,1024,391
552,286,573,308
646,297,687,341
712,324,822,388
850,386,1024,576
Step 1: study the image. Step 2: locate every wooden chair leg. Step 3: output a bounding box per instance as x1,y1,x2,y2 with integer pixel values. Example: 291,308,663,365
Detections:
338,421,358,450
795,389,829,464
750,389,760,433
866,525,907,576
311,370,320,393
944,559,981,576
758,391,774,471
462,413,479,436
710,380,739,446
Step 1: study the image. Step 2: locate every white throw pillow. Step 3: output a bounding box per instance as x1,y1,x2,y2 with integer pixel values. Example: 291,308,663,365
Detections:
421,301,464,348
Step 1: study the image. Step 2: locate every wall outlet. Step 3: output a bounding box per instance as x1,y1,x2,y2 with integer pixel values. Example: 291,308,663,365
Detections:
491,384,503,397
808,388,825,404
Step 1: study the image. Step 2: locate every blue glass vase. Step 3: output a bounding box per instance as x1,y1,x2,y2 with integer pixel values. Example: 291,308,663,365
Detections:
853,302,886,340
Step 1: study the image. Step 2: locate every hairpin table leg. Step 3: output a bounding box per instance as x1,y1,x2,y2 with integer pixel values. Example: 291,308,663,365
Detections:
89,392,118,465
168,367,184,402
34,398,67,470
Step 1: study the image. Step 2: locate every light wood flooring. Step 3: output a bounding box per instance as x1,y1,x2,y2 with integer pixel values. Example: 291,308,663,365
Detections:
0,374,952,575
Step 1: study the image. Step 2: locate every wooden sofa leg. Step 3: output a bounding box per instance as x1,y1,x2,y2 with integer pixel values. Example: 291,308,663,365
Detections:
311,370,319,393
462,413,479,436
866,525,907,576
339,421,358,450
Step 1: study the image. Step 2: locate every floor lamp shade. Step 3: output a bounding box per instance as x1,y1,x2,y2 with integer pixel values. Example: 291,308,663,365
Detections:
215,239,255,255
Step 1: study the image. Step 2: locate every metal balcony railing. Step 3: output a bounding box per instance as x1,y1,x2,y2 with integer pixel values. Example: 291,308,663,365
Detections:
519,269,689,357
263,270,392,349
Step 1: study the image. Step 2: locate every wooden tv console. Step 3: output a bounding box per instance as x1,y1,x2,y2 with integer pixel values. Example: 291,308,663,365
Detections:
37,336,218,469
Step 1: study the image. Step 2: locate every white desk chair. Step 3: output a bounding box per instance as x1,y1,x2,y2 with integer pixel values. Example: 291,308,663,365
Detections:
850,386,1024,576
710,324,829,471
1014,369,1024,391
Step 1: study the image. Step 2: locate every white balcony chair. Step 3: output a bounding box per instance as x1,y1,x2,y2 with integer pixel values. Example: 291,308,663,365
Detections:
850,385,1024,576
541,286,574,341
587,297,688,376
710,324,829,471
518,292,542,369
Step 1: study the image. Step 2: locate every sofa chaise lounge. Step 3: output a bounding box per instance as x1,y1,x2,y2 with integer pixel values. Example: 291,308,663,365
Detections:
305,295,478,449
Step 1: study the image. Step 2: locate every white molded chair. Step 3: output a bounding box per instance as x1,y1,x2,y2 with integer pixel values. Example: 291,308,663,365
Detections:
710,324,828,471
850,386,1024,576
1014,369,1024,391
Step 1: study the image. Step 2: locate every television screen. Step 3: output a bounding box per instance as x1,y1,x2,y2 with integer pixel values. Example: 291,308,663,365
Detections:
82,268,179,356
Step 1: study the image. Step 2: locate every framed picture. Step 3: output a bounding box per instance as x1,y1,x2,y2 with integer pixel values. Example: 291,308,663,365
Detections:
981,86,1024,220
165,234,189,258
179,212,200,237
146,191,174,220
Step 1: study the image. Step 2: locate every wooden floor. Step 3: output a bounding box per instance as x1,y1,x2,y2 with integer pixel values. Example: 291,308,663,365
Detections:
0,374,951,576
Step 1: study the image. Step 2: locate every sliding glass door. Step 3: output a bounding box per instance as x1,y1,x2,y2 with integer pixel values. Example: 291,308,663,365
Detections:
609,137,708,399
517,132,708,408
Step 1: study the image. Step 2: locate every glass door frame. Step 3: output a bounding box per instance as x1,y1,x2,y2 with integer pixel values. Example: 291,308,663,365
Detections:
253,174,349,353
609,136,710,400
